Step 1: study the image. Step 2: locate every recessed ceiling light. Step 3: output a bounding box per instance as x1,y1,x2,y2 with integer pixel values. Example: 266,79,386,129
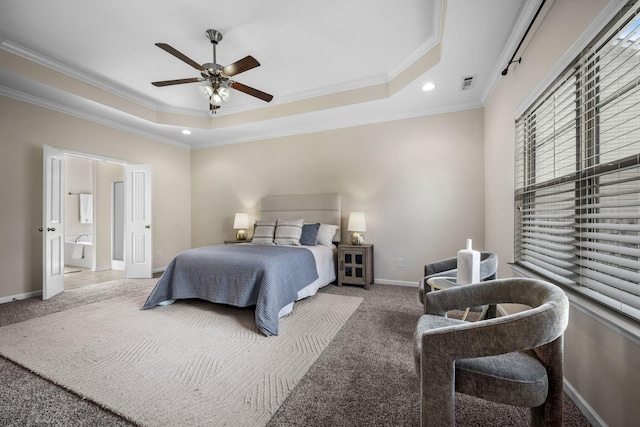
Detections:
182,129,191,135
422,82,436,92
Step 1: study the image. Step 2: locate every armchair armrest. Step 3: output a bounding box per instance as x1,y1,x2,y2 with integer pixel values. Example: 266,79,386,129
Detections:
416,277,569,427
422,278,568,359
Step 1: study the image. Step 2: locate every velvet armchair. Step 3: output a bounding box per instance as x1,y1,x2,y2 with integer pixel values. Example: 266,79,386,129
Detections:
413,278,569,427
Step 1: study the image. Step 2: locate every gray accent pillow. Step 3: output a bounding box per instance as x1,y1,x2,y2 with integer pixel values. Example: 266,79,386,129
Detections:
300,223,320,246
251,220,276,245
274,218,304,245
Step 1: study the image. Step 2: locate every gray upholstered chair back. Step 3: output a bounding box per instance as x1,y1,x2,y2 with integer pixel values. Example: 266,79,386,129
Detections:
414,278,569,427
418,252,498,309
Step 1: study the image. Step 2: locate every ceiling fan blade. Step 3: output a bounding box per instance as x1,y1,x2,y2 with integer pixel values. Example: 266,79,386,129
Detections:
155,43,205,71
152,77,203,87
223,56,260,77
230,81,273,102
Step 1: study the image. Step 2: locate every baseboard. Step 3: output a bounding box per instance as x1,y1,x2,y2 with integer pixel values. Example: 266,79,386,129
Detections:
0,290,42,304
374,278,417,287
564,379,607,427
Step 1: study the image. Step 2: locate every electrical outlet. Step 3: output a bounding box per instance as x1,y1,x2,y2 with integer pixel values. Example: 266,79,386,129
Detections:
396,258,404,268
156,250,161,258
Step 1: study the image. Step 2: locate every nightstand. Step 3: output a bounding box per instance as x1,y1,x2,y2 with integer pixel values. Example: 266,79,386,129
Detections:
338,244,374,289
224,240,250,244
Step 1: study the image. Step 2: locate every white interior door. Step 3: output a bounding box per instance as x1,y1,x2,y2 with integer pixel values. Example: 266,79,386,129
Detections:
125,164,152,278
42,145,65,299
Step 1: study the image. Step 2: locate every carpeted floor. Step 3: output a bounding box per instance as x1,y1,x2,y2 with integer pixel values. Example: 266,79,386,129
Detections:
0,291,361,427
0,280,591,426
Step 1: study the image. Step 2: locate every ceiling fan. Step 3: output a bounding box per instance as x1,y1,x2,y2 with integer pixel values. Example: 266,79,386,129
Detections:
152,29,273,114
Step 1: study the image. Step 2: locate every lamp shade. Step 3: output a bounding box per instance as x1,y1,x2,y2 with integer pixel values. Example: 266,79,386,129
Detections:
233,213,250,229
347,212,366,232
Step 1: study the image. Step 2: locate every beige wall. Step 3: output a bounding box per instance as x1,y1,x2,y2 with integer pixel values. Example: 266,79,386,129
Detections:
0,96,192,300
484,0,639,425
2,1,634,422
191,108,486,284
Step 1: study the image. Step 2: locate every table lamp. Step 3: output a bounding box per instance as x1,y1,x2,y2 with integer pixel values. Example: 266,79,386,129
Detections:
233,213,250,240
347,212,366,245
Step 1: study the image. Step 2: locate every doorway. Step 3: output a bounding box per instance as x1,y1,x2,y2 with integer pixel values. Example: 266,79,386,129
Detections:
63,155,125,289
43,146,153,299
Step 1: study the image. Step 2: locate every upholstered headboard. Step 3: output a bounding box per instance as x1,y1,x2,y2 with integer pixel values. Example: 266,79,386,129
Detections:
259,194,341,242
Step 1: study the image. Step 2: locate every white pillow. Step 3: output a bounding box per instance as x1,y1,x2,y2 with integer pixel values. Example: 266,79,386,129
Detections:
316,224,339,247
274,218,304,245
251,220,276,245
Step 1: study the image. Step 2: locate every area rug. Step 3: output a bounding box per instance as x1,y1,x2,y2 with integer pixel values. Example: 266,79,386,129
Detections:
0,292,362,426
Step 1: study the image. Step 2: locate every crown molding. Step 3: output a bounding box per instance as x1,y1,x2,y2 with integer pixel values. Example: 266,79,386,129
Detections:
2,1,445,124
481,0,548,105
513,0,628,117
388,0,443,80
0,39,207,118
192,100,483,150
0,84,190,149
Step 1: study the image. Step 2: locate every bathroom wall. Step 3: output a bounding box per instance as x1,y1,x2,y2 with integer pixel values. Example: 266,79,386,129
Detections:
65,156,94,239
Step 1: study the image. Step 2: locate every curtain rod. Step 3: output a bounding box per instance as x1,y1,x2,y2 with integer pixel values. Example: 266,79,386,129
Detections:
501,0,547,76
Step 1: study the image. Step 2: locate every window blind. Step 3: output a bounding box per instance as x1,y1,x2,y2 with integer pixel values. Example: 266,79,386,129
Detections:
515,0,640,321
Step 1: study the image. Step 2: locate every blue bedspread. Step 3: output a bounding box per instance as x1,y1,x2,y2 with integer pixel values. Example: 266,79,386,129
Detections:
142,244,319,336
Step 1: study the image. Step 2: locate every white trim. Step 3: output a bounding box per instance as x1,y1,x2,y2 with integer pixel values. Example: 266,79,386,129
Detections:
1,71,482,151
0,39,179,114
192,101,483,150
64,150,127,165
563,379,607,427
374,278,417,287
0,23,441,121
481,0,547,104
0,38,386,118
0,85,190,149
152,267,166,274
513,0,629,118
387,0,443,81
0,290,42,304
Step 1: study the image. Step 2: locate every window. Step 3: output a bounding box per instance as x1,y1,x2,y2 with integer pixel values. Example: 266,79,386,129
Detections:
515,1,640,321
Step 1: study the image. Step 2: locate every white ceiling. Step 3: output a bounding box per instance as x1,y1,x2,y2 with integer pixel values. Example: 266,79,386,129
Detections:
0,0,534,149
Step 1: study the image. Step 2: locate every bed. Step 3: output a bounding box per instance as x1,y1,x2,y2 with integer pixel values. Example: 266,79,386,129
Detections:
142,194,341,336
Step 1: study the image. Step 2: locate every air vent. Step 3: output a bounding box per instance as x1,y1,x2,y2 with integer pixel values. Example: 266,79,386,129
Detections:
461,75,476,91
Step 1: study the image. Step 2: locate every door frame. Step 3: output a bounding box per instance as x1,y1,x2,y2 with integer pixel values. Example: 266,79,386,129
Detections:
42,147,151,298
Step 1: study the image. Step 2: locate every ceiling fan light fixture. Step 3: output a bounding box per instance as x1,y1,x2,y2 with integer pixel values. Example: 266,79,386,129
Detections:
218,85,231,102
211,92,223,106
153,29,273,114
198,85,213,100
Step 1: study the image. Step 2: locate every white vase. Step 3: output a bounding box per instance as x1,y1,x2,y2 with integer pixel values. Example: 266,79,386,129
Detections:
457,239,480,285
